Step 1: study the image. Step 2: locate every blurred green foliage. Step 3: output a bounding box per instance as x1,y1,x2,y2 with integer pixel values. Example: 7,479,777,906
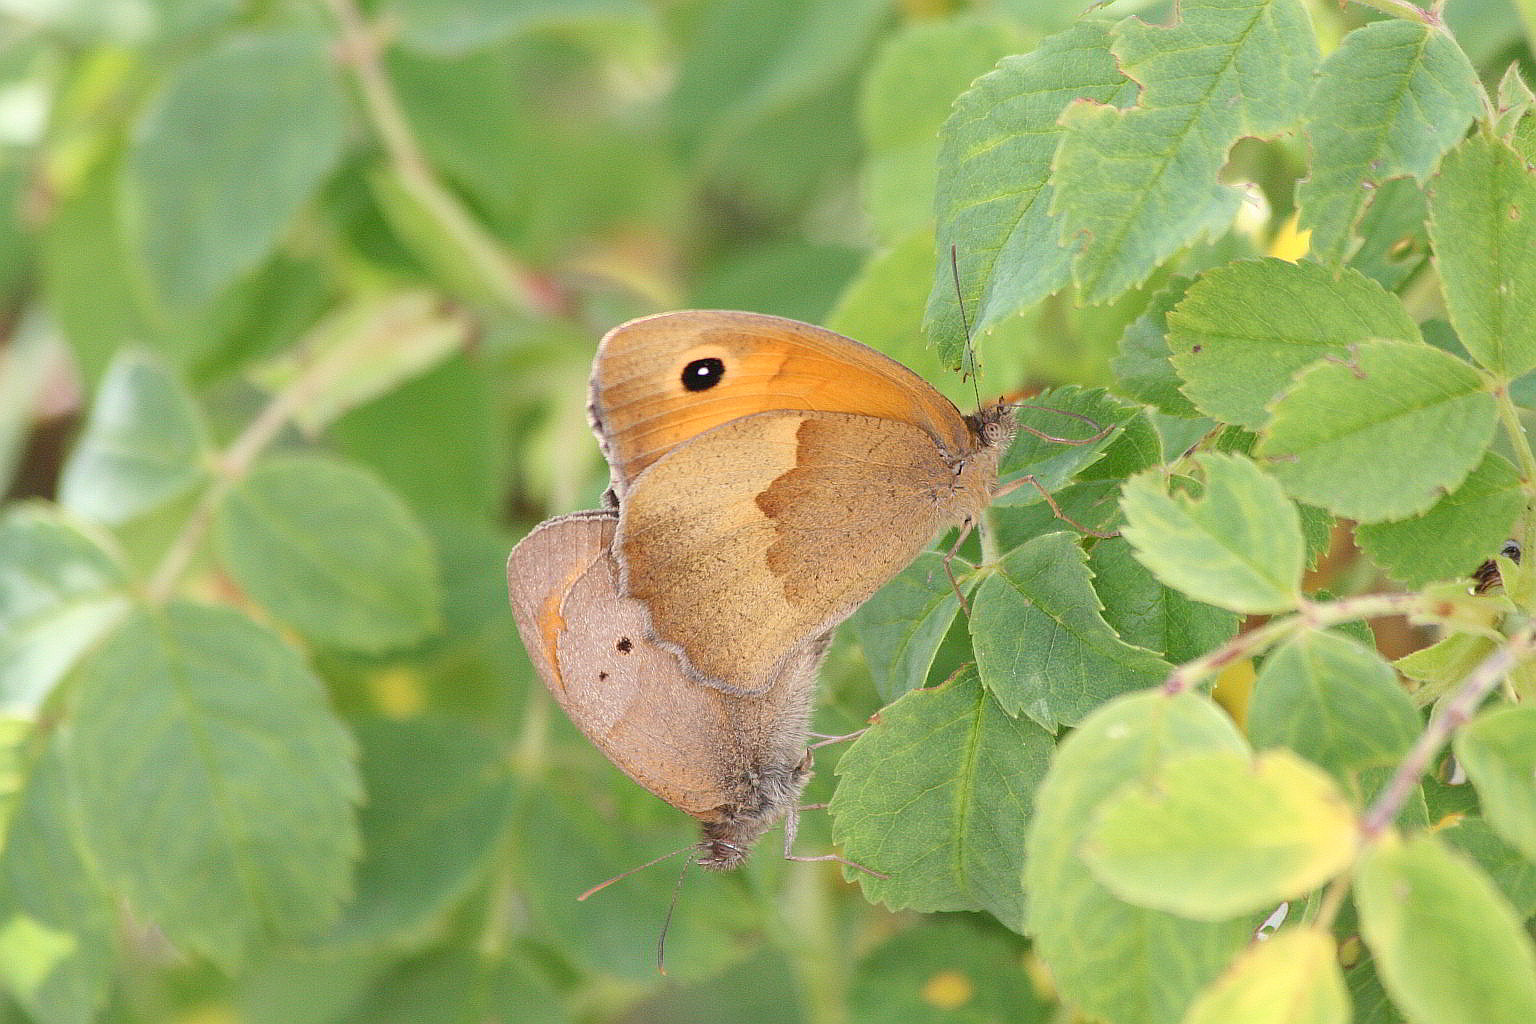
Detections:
3,0,1536,1022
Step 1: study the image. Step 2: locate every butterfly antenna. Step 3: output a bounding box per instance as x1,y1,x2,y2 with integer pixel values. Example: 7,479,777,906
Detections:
577,843,694,902
950,245,985,412
656,853,695,975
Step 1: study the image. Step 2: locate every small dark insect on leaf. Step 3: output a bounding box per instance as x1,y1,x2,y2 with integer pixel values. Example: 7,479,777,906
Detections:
1473,540,1521,593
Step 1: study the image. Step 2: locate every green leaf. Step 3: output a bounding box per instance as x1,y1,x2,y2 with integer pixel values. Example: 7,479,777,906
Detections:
1248,631,1420,794
1120,454,1305,614
1026,691,1251,1024
391,0,645,55
1428,134,1536,379
1111,278,1201,417
1494,64,1536,140
63,603,361,968
328,715,516,945
1167,259,1420,430
926,20,1137,361
1071,405,1163,483
1356,452,1523,587
342,938,569,1024
1087,536,1239,666
1440,817,1536,919
848,917,1050,1024
851,552,972,702
1297,20,1482,263
1347,177,1431,292
215,454,442,651
330,353,499,518
971,532,1171,729
669,0,887,213
122,31,348,308
516,776,758,983
997,386,1141,499
1084,750,1358,920
57,349,210,524
1257,339,1497,522
1454,706,1536,862
860,18,1025,243
1052,0,1319,303
1356,833,1536,1024
255,292,474,435
0,743,115,1024
1182,927,1349,1024
991,479,1127,548
1396,631,1496,696
827,229,1023,411
830,669,1052,930
0,505,130,717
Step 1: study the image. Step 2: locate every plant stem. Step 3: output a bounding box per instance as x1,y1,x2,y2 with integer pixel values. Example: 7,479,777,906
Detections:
1313,871,1354,932
1495,384,1536,494
321,0,555,317
144,317,395,603
1492,383,1536,609
1360,622,1535,839
779,863,849,1024
1164,615,1304,695
144,382,305,603
1163,592,1425,695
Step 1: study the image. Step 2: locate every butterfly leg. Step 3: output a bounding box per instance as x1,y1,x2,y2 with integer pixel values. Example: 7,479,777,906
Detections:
808,727,867,749
939,521,975,617
991,473,1118,539
779,804,889,879
1009,401,1114,445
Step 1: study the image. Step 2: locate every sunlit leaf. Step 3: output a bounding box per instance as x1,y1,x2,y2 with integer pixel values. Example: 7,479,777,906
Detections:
1085,750,1358,920
64,603,361,968
1428,133,1536,379
1052,0,1318,303
1026,692,1250,1024
1257,339,1496,523
0,506,129,717
1181,927,1348,1024
1297,20,1481,262
1120,454,1304,614
1356,833,1536,1024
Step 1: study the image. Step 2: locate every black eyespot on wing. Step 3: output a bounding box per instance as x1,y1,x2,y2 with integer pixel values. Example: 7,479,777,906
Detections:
681,357,725,392
617,637,633,653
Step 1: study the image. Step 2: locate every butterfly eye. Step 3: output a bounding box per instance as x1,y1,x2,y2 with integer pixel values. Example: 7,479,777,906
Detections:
681,357,726,392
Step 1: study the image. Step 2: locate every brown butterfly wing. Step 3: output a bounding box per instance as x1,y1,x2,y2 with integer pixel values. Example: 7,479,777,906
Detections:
507,511,819,832
616,410,1000,695
590,310,976,497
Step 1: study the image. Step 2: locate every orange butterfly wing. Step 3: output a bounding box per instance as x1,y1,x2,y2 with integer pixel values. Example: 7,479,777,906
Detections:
589,310,977,497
